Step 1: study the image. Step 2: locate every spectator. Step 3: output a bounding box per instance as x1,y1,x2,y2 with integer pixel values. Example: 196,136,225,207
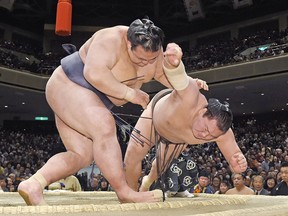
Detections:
3,162,15,177
6,177,16,192
48,175,82,192
14,164,22,178
264,176,277,192
259,170,267,180
270,162,288,195
88,175,100,191
211,176,221,193
8,173,16,184
190,170,214,194
226,173,254,195
215,180,231,194
261,155,271,172
98,178,111,191
270,156,282,169
0,162,4,176
251,175,270,195
0,175,8,192
244,175,252,187
276,170,282,184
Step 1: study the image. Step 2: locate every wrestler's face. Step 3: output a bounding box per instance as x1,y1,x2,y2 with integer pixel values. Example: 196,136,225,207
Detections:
192,113,223,141
129,45,160,67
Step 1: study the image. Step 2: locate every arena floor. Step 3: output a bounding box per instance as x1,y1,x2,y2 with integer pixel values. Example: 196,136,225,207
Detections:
0,191,287,216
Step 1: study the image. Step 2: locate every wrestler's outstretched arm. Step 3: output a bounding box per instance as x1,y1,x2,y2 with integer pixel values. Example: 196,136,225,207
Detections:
215,129,247,173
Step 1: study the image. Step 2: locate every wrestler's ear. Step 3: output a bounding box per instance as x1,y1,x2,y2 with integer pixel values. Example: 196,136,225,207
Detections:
127,40,132,50
199,108,207,116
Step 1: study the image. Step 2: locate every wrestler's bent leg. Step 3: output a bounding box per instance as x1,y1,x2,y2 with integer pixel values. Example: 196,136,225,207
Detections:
139,143,187,191
32,70,162,203
18,116,94,205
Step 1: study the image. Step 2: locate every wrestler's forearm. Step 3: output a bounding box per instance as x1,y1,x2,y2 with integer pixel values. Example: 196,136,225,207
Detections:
216,129,243,163
84,68,134,101
163,61,189,91
219,142,242,164
162,43,189,91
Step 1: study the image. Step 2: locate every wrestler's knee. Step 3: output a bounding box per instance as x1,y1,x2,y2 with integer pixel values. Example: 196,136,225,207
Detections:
87,110,116,138
66,151,93,169
79,153,93,168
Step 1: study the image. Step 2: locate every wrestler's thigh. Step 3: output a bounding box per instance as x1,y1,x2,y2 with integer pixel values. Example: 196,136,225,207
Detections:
47,81,115,139
55,115,93,164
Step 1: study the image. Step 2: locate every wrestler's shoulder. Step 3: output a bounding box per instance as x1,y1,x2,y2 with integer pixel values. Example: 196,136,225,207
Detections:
90,26,129,43
96,25,129,34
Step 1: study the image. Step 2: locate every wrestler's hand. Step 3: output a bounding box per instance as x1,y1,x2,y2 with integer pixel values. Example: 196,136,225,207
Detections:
129,89,150,109
229,152,248,173
195,78,209,91
163,43,182,68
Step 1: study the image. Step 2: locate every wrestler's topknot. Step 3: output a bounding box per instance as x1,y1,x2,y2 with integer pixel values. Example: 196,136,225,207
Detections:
127,18,165,52
204,98,233,132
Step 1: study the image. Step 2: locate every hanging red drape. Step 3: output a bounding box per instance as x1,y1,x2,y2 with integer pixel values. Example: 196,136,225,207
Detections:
55,0,72,36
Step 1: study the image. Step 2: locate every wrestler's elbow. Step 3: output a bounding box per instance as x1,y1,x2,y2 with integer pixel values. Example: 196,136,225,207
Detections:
83,67,103,86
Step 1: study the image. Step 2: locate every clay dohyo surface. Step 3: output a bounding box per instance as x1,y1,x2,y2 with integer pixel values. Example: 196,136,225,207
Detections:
0,191,287,216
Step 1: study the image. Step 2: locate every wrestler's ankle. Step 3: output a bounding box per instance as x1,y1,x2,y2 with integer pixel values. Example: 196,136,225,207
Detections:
32,172,48,189
115,190,133,203
114,185,134,201
140,175,153,190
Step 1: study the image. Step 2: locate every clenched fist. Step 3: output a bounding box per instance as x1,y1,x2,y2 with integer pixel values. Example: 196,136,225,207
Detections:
229,152,247,173
163,43,182,68
124,88,150,109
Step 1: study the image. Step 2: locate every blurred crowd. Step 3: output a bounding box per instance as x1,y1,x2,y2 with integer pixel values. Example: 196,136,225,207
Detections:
0,40,65,75
183,28,288,71
0,27,288,75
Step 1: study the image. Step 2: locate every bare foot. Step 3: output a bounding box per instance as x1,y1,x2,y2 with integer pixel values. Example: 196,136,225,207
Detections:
116,183,163,203
139,175,153,192
118,189,163,203
18,178,47,206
